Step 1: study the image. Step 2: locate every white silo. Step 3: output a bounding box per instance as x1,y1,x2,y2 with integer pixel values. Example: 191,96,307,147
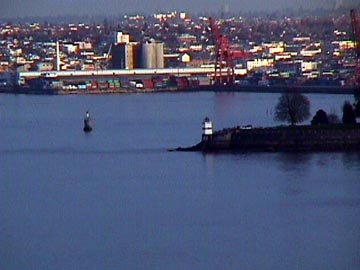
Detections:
142,41,164,69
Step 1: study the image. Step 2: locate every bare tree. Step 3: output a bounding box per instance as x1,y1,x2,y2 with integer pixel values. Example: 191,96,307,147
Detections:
274,92,310,125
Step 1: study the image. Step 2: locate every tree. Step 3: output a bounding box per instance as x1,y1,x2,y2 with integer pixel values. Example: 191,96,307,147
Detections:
274,92,310,125
342,101,356,124
354,96,360,117
311,109,329,125
355,100,360,118
354,90,360,118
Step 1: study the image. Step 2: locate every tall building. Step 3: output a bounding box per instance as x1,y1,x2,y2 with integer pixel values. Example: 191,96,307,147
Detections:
112,32,164,69
115,31,130,45
141,41,164,69
125,42,141,69
111,44,126,69
111,42,141,69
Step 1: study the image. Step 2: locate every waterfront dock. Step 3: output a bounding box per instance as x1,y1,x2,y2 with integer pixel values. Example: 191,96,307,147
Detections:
0,84,357,95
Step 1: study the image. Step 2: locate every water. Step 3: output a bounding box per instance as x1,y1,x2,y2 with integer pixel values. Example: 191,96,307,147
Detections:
1,92,359,270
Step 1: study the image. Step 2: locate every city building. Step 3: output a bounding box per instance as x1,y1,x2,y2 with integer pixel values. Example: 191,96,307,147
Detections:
111,42,141,69
115,31,130,45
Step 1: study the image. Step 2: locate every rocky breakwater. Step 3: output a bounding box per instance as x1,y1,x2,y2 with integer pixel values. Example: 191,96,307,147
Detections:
176,124,360,152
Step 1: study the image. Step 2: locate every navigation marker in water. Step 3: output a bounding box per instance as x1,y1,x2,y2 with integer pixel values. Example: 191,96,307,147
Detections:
83,111,92,132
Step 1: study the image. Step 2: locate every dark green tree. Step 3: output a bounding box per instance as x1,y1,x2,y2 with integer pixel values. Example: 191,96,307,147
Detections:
354,86,360,117
274,92,311,125
355,99,360,117
311,109,329,125
342,101,357,124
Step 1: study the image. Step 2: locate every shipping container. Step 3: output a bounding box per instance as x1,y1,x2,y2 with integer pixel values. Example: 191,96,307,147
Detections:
142,79,154,89
188,79,200,87
198,77,211,86
153,79,165,89
98,81,109,89
78,84,87,90
176,77,189,89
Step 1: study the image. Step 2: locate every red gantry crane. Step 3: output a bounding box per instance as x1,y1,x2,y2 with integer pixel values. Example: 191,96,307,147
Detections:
351,9,360,115
209,18,233,85
209,18,247,86
350,9,360,91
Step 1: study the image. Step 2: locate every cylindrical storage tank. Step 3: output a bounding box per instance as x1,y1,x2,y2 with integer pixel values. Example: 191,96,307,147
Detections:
142,41,164,69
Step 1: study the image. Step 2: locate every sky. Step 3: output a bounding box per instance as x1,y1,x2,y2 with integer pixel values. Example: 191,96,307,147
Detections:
1,0,357,18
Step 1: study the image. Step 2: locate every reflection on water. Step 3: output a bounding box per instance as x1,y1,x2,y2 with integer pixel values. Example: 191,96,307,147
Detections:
275,152,313,173
341,153,360,170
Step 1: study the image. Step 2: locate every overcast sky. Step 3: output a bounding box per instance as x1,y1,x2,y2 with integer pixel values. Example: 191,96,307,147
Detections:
1,0,355,18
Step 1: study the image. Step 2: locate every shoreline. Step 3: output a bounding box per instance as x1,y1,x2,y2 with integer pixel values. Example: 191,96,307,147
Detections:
0,85,357,95
174,124,360,153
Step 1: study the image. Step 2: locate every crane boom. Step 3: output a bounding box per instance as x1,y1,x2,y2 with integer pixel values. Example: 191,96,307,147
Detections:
351,9,360,58
350,9,360,115
209,18,234,85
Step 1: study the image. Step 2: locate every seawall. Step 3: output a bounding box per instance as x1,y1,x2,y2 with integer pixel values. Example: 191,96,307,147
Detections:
193,84,357,95
176,124,360,152
0,84,357,95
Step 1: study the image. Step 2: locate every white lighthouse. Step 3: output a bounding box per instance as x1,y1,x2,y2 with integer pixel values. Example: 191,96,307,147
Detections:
202,117,213,141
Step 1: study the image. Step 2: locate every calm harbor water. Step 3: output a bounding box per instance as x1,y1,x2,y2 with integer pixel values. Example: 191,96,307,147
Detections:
1,92,360,270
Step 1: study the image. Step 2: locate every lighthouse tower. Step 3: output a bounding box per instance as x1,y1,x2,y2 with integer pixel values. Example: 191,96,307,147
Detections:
202,117,213,141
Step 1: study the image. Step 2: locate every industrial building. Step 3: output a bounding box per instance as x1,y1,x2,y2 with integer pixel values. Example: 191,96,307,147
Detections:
111,31,164,70
111,42,142,69
141,41,164,69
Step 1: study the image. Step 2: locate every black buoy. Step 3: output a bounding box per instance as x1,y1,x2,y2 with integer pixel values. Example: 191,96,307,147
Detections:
83,111,92,132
